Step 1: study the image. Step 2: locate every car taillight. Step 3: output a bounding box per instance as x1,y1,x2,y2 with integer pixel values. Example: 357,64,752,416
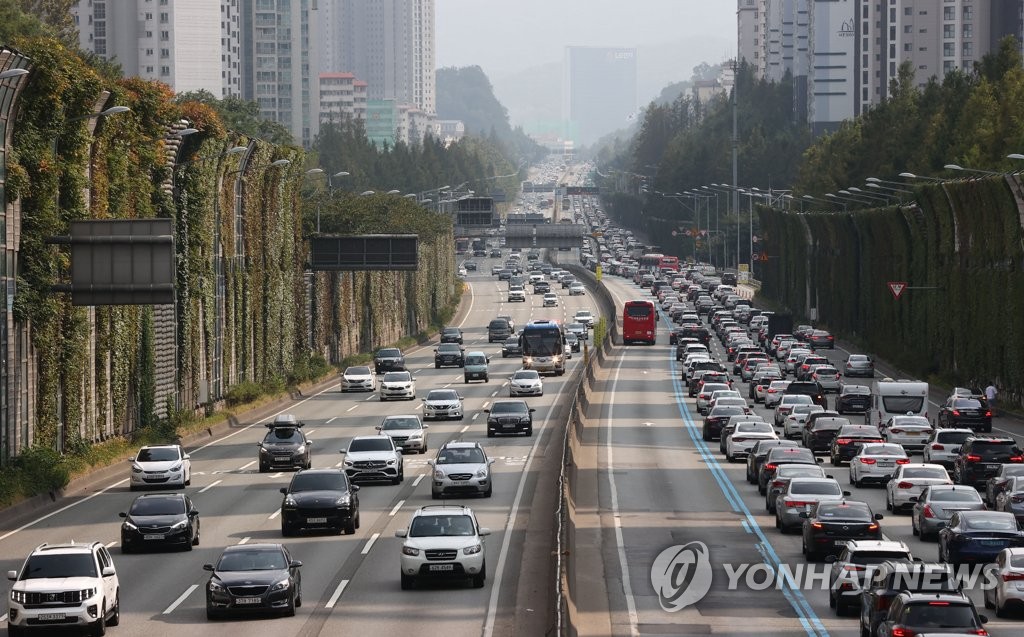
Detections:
786,501,811,508
889,428,904,434
1010,456,1024,463
868,523,879,531
764,463,777,470
846,363,852,368
842,564,865,572
891,627,909,637
767,388,778,393
811,522,823,529
931,443,945,450
827,336,834,340
952,410,961,417
1003,572,1024,581
922,505,935,518
1012,495,1024,504
860,458,877,464
835,438,851,445
897,481,914,489
896,459,910,464
967,454,982,462
771,480,785,488
732,437,747,443
927,601,950,606
985,410,992,417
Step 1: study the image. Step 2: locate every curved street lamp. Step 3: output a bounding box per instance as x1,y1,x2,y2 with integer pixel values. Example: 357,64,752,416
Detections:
360,190,376,196
270,159,292,168
0,68,29,80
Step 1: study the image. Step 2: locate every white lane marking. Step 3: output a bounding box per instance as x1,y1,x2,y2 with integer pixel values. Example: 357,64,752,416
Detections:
389,500,406,516
361,533,380,555
0,478,129,542
364,394,376,401
605,353,640,636
305,429,316,435
271,473,283,479
238,536,250,545
162,584,198,615
269,508,281,520
325,579,349,609
326,417,337,424
461,425,471,432
482,400,553,637
472,413,480,420
456,280,476,328
346,405,358,412
412,474,426,488
105,541,118,548
198,479,222,494
239,460,256,471
490,390,498,397
415,404,423,411
482,401,491,409
0,614,6,622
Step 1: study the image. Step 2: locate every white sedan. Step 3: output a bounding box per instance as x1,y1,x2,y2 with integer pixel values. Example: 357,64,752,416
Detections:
421,389,464,420
885,463,952,513
130,444,191,490
982,548,1024,618
509,369,544,397
849,443,910,487
782,404,825,439
379,371,416,401
340,365,376,392
882,415,933,453
725,422,777,462
569,283,585,296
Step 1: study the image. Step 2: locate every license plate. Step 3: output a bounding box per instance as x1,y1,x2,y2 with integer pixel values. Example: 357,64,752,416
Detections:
307,517,327,524
143,534,165,540
503,424,515,429
39,613,66,621
878,462,893,467
429,564,454,572
235,597,261,605
834,540,849,546
987,464,1000,470
275,456,290,462
980,540,1005,546
451,480,469,484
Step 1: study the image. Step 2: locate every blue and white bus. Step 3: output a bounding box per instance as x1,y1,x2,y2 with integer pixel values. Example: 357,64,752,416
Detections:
521,319,566,376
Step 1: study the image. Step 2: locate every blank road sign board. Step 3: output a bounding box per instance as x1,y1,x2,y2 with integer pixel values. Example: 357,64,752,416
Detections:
309,234,418,271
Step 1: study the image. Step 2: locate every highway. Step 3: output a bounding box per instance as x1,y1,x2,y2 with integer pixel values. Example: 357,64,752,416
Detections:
0,251,598,637
584,270,1024,636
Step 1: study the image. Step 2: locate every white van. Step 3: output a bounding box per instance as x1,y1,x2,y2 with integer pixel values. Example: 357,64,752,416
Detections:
866,379,930,429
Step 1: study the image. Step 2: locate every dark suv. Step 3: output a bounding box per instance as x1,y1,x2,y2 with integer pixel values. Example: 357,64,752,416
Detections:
485,400,535,437
784,380,827,408
875,591,988,637
953,437,1024,487
758,446,820,495
487,318,512,343
373,347,406,373
802,416,851,455
859,562,957,636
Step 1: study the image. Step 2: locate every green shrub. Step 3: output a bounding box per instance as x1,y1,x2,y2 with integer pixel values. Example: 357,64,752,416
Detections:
225,381,262,406
593,317,607,350
13,446,71,496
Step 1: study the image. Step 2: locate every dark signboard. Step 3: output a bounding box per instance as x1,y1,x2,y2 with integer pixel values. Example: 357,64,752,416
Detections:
309,234,418,271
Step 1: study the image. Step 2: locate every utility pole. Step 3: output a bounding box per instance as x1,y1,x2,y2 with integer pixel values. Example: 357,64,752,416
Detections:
731,59,739,271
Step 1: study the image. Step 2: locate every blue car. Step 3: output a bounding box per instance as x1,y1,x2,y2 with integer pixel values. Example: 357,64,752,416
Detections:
938,510,1024,565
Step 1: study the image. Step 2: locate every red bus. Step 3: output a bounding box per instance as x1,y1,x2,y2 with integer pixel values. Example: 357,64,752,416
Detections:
658,255,680,272
639,253,664,272
623,300,657,345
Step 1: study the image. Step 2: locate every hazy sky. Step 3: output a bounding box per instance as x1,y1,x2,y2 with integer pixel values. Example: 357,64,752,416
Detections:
436,0,737,79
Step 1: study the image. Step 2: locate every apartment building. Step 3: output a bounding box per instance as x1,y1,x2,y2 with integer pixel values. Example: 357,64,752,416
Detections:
73,0,235,97
319,73,368,124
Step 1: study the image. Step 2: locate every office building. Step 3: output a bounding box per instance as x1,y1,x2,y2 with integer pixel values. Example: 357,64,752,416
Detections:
72,0,234,97
563,46,638,146
335,0,436,114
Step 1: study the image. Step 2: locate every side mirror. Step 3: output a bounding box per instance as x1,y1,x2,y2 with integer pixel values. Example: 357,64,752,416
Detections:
479,528,492,536
842,491,852,497
203,564,215,572
826,475,834,480
529,408,536,413
190,510,199,517
118,512,127,518
183,454,191,460
488,458,496,464
816,458,824,463
908,496,918,503
979,615,989,624
484,409,490,413
427,460,435,466
422,424,429,429
307,441,313,447
280,487,288,494
339,450,347,455
395,529,408,538
289,560,303,568
7,570,17,581
351,485,360,492
101,566,116,577
874,513,884,520
375,426,382,431
798,512,810,519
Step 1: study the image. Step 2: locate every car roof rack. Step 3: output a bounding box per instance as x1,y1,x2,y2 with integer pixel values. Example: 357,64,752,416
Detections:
267,414,304,428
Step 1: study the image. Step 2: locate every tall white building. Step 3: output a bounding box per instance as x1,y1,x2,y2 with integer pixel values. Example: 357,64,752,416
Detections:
336,0,436,114
240,0,321,146
72,0,235,97
737,0,764,76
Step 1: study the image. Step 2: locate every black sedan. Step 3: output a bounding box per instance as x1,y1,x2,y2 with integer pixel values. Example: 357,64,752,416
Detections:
937,397,992,432
807,329,835,349
800,500,882,561
434,343,465,368
702,405,746,442
120,493,200,552
938,511,1024,565
440,327,464,344
205,543,302,619
501,335,522,358
280,469,360,536
835,384,871,415
829,424,885,465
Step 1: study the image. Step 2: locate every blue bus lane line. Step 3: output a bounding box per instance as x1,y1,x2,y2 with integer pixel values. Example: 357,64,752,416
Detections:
659,309,830,637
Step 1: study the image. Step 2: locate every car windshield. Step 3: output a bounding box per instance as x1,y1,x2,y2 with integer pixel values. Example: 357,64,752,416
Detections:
491,402,528,415
129,497,185,516
903,467,948,479
504,337,520,346
777,466,824,478
346,366,371,376
217,548,287,571
137,447,179,462
791,482,841,495
513,370,540,380
265,428,301,442
409,515,476,537
22,554,97,579
348,438,393,452
816,502,871,520
953,398,983,409
963,514,1018,531
436,447,486,465
377,349,400,358
381,417,421,430
937,431,973,444
860,445,904,456
443,329,460,336
931,489,982,502
567,323,584,331
465,355,486,365
842,386,870,395
903,603,976,627
383,372,411,382
851,552,913,565
737,423,774,434
711,406,745,416
782,395,814,405
437,344,461,352
701,384,730,394
427,390,459,401
290,472,347,492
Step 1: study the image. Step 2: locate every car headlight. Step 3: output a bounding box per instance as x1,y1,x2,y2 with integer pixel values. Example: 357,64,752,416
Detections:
525,357,533,365
295,445,306,454
463,544,483,555
131,464,143,473
270,578,291,592
408,433,422,439
283,495,297,507
171,519,188,530
335,494,351,506
344,460,354,467
11,589,27,604
475,468,489,478
170,463,182,472
208,578,225,593
259,446,270,455
402,546,420,556
123,519,138,531
434,470,446,480
386,459,396,466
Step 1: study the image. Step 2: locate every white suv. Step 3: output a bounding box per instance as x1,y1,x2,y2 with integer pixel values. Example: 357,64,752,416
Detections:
429,441,495,498
573,310,595,328
7,542,120,635
395,505,490,589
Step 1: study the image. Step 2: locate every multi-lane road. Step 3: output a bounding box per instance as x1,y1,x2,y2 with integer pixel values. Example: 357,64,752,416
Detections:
584,271,1024,636
0,254,598,637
